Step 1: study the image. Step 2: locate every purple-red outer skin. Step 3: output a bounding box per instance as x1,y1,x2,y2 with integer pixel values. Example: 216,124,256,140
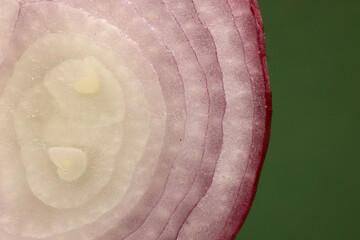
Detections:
230,1,272,239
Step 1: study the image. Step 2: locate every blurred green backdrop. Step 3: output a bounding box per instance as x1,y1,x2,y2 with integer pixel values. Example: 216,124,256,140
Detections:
236,0,360,239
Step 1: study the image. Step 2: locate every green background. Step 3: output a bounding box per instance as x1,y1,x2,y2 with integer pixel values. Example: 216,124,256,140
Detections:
236,0,360,239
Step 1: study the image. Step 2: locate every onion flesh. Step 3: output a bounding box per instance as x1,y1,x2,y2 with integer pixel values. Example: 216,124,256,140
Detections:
0,0,271,239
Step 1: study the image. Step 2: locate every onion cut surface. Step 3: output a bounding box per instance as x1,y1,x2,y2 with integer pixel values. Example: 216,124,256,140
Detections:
0,0,271,239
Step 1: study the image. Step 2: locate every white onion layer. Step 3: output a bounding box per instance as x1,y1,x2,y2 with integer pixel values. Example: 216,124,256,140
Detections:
0,29,151,237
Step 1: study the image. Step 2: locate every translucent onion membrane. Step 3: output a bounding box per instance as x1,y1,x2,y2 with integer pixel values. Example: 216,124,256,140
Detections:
0,0,271,239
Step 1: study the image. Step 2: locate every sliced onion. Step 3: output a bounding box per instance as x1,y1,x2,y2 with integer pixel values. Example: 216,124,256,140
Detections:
0,0,271,239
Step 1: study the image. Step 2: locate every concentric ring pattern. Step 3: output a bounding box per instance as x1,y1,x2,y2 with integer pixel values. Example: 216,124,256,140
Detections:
0,0,271,239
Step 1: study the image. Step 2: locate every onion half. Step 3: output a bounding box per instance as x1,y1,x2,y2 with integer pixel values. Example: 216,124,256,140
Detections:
0,0,271,239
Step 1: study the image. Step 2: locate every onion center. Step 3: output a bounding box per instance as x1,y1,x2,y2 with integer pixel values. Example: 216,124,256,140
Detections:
49,147,87,182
